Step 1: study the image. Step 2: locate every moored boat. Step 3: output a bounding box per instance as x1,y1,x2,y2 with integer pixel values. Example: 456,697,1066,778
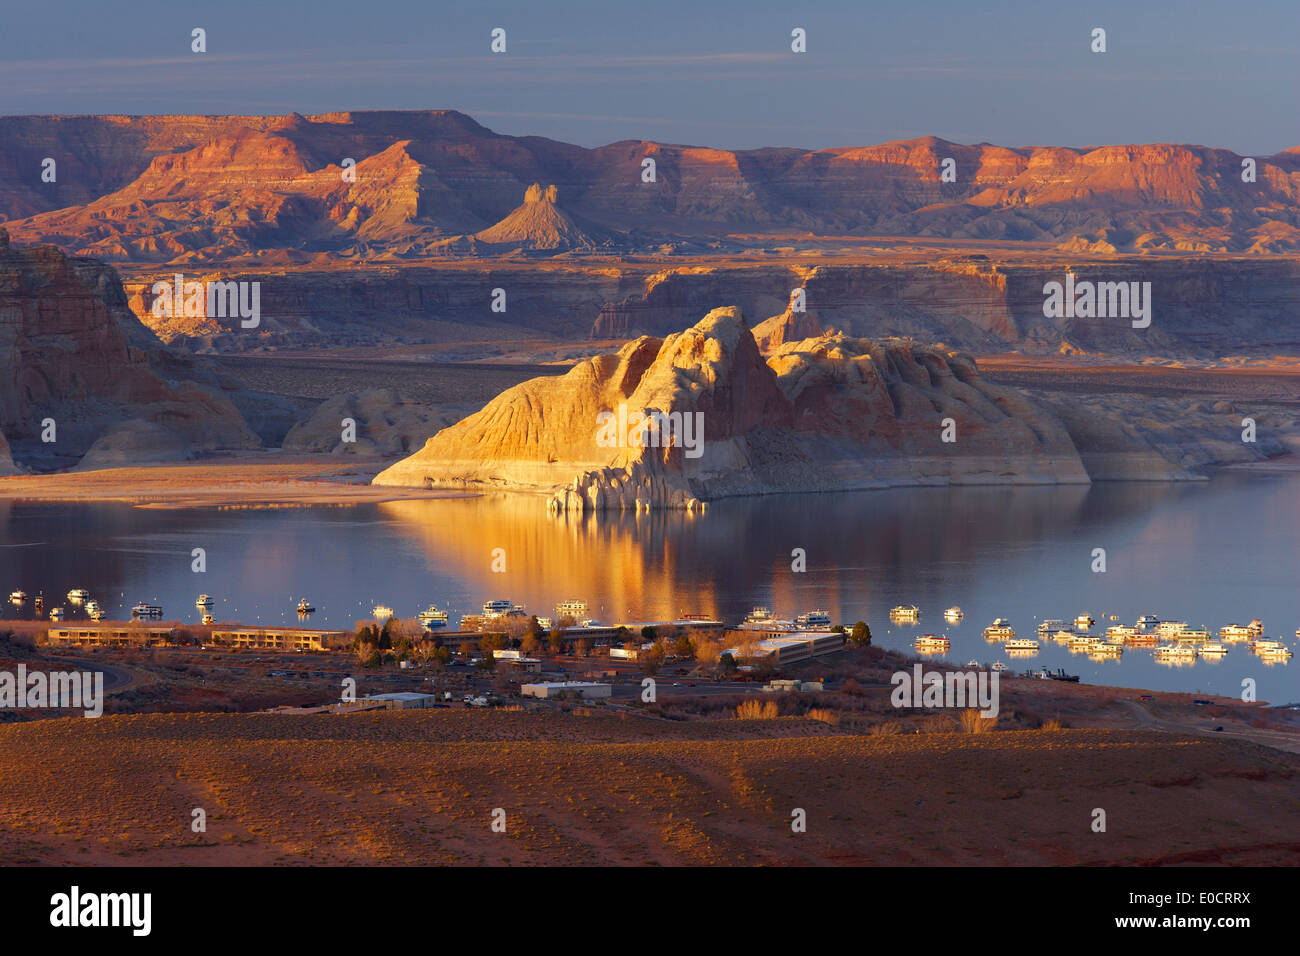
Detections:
418,605,450,629
983,618,1015,640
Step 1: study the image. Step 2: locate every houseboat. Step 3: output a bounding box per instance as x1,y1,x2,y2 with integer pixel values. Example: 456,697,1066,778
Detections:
1005,638,1039,651
1105,624,1137,642
196,594,214,607
943,607,964,622
795,609,833,630
1200,642,1228,655
481,599,523,619
1248,619,1264,637
1074,614,1095,630
1250,640,1291,657
67,588,90,603
8,590,25,603
296,598,315,614
132,602,163,617
556,600,588,621
372,605,395,620
418,605,450,629
1136,614,1160,629
890,605,920,620
983,618,1016,640
914,634,950,650
1173,626,1210,642
1155,644,1197,659
1219,623,1253,641
202,613,215,625
1038,618,1069,634
1157,620,1189,636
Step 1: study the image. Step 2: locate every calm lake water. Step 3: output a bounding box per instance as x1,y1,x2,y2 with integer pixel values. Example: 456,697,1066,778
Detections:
2,471,1297,703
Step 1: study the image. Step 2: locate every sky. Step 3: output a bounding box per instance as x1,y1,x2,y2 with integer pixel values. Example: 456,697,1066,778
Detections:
1,0,1296,154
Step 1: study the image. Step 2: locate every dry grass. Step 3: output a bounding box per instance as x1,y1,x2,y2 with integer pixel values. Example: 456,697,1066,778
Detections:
2,711,1298,867
735,699,779,720
805,708,839,726
958,709,999,734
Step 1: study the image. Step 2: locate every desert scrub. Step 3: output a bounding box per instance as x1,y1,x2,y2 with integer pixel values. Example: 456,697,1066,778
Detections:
957,709,998,734
735,700,779,720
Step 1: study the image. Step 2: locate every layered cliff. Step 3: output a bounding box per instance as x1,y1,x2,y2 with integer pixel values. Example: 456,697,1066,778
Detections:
2,111,1297,261
0,229,259,468
119,255,1300,359
372,307,1101,508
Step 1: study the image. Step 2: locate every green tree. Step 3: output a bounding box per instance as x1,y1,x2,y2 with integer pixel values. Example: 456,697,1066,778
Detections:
641,625,659,642
718,652,738,675
849,621,872,647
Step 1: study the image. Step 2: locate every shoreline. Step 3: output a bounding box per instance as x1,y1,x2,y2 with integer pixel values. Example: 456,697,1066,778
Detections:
2,451,1289,510
0,454,477,509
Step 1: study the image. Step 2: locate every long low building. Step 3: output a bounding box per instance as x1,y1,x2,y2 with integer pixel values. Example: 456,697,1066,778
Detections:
521,681,612,700
212,627,347,651
47,626,178,648
725,631,846,666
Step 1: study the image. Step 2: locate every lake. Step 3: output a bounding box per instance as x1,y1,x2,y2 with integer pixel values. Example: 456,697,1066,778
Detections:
2,470,1297,702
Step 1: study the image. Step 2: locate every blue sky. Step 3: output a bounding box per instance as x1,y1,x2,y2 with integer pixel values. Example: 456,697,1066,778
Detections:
2,0,1295,153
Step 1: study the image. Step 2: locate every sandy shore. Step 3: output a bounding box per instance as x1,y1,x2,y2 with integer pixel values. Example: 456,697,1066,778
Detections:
0,453,472,509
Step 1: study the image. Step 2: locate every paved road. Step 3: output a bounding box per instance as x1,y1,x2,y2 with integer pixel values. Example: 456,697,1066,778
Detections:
44,656,136,693
1120,699,1300,755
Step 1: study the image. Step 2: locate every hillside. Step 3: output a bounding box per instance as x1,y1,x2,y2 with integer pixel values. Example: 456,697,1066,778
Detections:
2,111,1297,262
1,711,1296,866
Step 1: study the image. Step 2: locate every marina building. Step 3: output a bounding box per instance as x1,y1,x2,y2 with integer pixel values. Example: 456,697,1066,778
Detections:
47,625,178,648
211,627,347,652
521,681,612,700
